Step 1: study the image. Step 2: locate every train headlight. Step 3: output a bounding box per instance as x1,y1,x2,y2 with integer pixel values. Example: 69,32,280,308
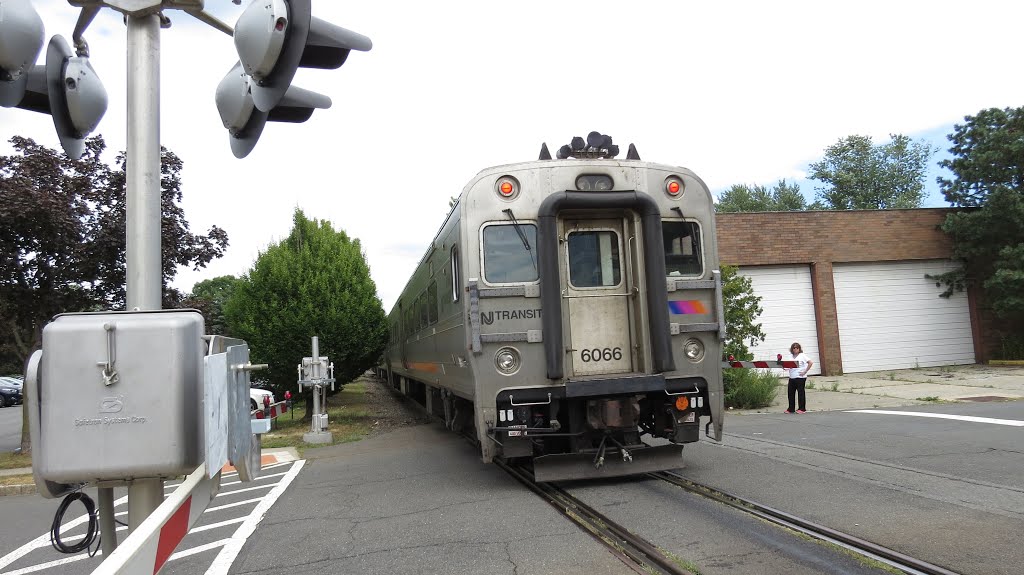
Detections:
665,176,685,198
494,347,522,375
575,174,613,191
683,338,704,362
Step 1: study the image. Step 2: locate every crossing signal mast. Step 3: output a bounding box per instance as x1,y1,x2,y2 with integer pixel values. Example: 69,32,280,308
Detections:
1,0,370,569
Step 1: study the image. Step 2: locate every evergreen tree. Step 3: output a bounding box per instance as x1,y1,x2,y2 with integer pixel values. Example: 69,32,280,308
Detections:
933,107,1024,356
225,209,387,418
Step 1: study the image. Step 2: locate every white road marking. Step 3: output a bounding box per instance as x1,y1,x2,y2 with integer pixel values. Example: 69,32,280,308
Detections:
219,470,290,487
205,497,263,513
0,495,128,571
166,539,230,560
204,459,305,575
1,538,233,575
213,483,275,498
0,550,95,575
189,517,246,534
0,460,301,575
846,410,1024,426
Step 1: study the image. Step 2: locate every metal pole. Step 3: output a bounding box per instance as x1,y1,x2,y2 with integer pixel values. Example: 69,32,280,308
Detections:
311,336,320,378
125,12,162,313
98,487,117,554
311,385,320,432
125,11,164,533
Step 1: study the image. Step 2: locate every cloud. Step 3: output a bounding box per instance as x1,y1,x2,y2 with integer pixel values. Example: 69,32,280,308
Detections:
4,0,1023,313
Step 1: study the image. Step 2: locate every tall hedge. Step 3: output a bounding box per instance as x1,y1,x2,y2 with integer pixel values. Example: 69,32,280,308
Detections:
225,209,387,412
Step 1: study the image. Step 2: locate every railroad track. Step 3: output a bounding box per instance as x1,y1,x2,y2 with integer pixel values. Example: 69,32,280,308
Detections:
496,460,694,575
650,471,961,575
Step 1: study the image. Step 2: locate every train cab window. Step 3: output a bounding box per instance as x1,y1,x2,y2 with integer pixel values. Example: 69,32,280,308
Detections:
451,247,460,302
663,221,703,277
427,281,438,324
482,223,538,284
567,230,622,288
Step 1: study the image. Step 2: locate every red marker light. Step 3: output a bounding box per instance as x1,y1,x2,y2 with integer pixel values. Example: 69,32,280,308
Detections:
263,395,271,407
728,355,735,362
668,181,680,194
275,17,287,31
284,391,292,400
499,181,514,196
777,354,783,361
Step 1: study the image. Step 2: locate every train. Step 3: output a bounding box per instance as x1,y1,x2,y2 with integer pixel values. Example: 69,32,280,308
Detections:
378,133,724,481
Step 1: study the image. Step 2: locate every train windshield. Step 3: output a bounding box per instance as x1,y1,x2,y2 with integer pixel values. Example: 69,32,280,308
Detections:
663,221,703,276
483,223,538,283
567,230,622,288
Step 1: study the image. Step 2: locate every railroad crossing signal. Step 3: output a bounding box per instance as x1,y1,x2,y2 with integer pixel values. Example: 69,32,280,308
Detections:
0,1,108,160
217,0,372,157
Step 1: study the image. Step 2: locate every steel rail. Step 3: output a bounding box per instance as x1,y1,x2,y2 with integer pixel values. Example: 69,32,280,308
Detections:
496,460,694,575
651,471,960,575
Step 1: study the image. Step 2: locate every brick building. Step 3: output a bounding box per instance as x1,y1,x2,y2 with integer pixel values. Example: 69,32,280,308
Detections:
716,208,988,376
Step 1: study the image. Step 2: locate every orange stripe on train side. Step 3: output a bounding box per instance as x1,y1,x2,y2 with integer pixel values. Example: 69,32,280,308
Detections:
407,361,442,373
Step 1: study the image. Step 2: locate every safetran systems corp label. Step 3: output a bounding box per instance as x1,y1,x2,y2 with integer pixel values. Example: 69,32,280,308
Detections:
74,415,148,426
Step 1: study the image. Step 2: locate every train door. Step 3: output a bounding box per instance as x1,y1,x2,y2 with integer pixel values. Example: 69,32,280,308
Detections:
561,218,634,376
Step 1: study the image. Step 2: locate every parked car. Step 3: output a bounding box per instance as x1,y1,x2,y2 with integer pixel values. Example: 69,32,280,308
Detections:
0,376,22,388
250,388,274,411
0,378,22,408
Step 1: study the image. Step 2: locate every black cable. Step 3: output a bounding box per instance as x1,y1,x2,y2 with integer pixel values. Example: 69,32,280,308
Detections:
50,491,100,556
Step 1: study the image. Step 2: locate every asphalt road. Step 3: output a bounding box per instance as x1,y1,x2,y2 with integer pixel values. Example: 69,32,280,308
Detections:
671,400,1024,575
1,389,1021,575
0,403,22,453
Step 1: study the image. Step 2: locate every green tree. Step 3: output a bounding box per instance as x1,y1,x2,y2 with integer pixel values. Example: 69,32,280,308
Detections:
720,265,765,361
0,135,228,451
719,265,775,408
808,134,935,210
716,180,808,212
932,107,1024,355
225,209,387,419
181,275,241,335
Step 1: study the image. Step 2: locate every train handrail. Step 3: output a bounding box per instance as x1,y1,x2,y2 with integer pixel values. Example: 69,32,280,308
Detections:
509,392,552,406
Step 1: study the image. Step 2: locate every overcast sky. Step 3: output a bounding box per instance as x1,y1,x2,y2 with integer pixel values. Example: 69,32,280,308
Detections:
3,0,1022,312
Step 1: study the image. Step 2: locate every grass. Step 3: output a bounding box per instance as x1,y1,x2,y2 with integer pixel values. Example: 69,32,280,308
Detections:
916,396,941,402
0,474,32,487
0,451,30,471
259,380,377,450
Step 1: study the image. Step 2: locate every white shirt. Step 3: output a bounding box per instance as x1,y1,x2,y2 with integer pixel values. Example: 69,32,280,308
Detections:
789,353,811,379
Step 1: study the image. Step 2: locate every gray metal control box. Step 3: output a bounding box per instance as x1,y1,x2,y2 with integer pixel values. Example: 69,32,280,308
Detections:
36,310,206,483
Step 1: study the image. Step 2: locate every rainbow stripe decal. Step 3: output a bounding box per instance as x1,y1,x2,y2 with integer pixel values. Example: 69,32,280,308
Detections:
668,300,708,315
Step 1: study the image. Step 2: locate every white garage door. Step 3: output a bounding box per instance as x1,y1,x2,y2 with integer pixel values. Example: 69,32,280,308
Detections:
737,266,821,376
833,260,975,373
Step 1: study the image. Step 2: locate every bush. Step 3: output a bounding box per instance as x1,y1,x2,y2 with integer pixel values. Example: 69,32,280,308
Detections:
724,369,780,409
996,334,1024,360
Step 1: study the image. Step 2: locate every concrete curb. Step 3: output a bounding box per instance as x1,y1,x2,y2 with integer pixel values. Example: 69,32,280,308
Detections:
0,482,35,496
989,360,1024,366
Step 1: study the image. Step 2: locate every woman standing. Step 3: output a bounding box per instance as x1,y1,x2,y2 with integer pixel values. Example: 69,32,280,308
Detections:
785,342,813,414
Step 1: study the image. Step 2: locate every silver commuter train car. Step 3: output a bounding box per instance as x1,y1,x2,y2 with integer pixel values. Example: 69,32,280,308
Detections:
382,136,724,481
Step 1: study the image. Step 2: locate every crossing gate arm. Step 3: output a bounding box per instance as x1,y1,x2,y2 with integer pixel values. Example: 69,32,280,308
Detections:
91,462,220,575
722,360,799,369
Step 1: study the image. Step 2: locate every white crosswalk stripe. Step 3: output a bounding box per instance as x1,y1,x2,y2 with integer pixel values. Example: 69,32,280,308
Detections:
0,458,303,575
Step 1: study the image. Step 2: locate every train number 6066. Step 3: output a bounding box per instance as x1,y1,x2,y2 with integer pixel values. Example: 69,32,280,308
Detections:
580,347,623,362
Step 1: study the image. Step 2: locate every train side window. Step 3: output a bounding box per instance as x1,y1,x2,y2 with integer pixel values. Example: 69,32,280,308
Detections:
663,221,703,277
482,223,538,284
417,293,427,330
451,247,460,302
567,230,622,288
427,281,438,324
